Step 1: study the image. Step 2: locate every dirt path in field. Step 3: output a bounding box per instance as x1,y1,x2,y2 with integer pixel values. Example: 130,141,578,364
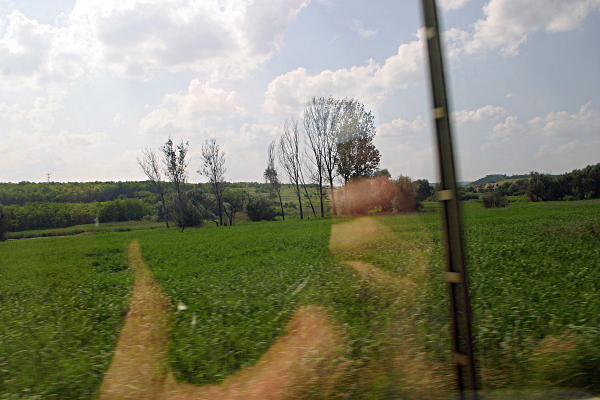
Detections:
329,217,451,397
98,240,344,400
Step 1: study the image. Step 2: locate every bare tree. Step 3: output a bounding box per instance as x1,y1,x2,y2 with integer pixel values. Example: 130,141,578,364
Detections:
161,138,189,232
199,138,226,226
321,98,342,216
299,157,318,218
278,119,304,220
137,147,170,228
303,96,340,217
264,140,284,221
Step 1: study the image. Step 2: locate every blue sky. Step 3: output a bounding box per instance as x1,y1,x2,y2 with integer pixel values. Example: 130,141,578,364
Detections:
1,0,599,183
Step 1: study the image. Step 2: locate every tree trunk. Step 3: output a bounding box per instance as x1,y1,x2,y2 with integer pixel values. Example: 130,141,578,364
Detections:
319,177,325,218
216,192,223,226
303,185,317,218
344,178,349,215
160,196,169,228
178,195,185,232
278,191,285,221
295,183,304,220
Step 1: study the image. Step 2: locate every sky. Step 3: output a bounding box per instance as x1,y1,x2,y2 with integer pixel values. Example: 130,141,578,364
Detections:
0,0,599,184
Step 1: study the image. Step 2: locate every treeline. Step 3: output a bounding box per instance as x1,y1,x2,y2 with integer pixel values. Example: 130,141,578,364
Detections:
0,181,156,206
1,198,155,232
460,162,600,204
0,181,280,207
527,163,600,201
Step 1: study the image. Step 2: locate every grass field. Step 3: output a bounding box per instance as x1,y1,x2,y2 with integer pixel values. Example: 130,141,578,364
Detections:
1,200,599,399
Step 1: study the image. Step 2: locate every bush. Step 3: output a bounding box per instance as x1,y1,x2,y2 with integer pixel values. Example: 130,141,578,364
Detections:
482,194,508,208
245,195,277,222
461,193,479,201
392,175,420,212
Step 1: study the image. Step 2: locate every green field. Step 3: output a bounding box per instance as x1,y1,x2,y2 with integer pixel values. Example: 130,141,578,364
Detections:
1,200,599,399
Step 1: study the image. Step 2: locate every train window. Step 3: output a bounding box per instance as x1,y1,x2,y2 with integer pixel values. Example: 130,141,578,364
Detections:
1,1,599,399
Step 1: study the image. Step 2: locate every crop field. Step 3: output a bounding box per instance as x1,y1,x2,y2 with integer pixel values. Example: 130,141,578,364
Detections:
1,200,599,399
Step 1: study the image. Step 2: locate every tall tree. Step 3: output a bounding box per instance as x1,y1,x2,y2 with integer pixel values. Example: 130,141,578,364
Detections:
336,100,380,183
199,138,226,226
161,138,189,232
137,147,170,228
264,140,285,220
335,100,380,214
278,120,305,219
320,98,342,216
527,171,556,202
304,96,339,217
415,179,434,202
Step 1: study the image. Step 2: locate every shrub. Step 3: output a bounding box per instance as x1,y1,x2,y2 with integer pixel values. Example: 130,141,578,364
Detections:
245,195,277,222
482,194,508,208
392,175,420,212
461,193,479,201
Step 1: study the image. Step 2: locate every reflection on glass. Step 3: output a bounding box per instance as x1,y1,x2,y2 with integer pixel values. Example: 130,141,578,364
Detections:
0,0,599,399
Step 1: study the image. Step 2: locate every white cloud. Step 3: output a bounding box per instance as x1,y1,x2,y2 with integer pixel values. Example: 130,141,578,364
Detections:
528,102,600,137
71,0,308,80
554,139,584,154
487,115,525,142
0,86,65,136
262,35,425,114
113,113,122,127
349,19,378,38
188,123,283,182
380,143,437,181
444,0,600,56
451,105,506,125
138,80,247,134
378,116,426,137
0,91,110,180
480,103,600,152
438,0,471,11
0,0,309,87
0,10,92,89
199,123,282,148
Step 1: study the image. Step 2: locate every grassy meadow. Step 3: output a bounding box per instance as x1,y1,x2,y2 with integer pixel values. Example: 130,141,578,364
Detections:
1,199,599,399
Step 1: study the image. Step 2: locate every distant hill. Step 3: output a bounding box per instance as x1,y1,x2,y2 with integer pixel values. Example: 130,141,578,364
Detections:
468,174,507,186
467,173,559,186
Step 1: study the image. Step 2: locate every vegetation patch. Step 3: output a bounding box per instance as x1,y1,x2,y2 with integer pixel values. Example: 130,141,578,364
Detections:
1,200,599,398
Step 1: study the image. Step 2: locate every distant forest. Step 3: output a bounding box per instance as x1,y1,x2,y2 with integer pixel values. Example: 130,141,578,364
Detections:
0,181,278,233
0,181,273,207
0,163,598,234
